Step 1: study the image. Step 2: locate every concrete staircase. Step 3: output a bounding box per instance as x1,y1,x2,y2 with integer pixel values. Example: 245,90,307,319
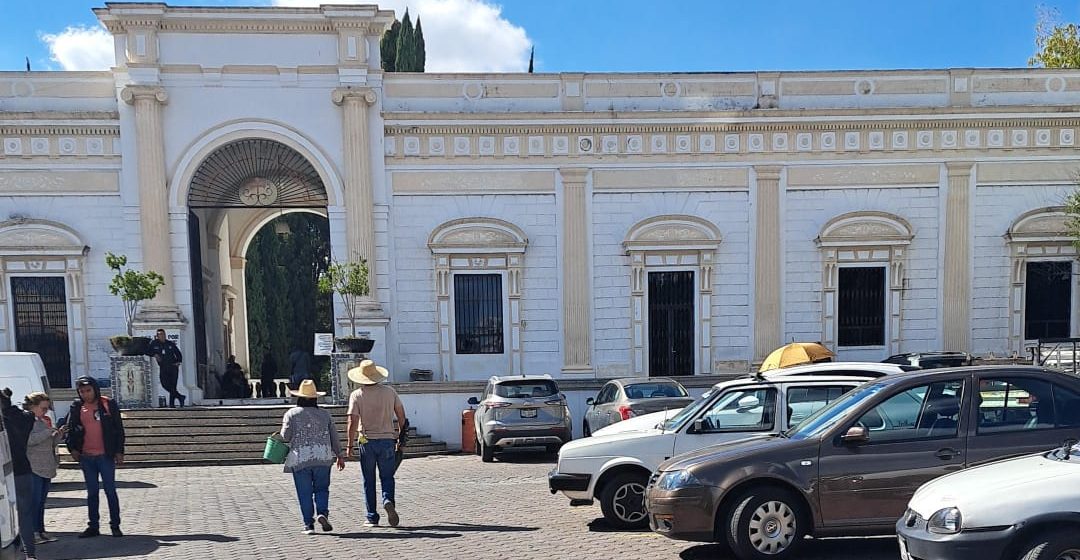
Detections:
59,405,451,468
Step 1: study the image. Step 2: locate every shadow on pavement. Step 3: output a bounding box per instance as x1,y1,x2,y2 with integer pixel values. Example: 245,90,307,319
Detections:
44,533,238,559
50,481,158,491
492,449,556,464
43,496,87,509
398,523,537,533
586,518,650,533
678,535,899,560
337,531,461,540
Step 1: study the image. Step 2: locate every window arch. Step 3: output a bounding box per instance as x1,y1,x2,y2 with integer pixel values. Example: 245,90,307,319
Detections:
816,211,913,355
428,218,528,380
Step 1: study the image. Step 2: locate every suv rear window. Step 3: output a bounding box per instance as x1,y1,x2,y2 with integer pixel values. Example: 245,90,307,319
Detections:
494,380,558,399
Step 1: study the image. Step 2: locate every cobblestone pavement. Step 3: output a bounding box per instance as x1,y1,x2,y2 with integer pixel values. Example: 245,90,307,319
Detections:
8,452,901,560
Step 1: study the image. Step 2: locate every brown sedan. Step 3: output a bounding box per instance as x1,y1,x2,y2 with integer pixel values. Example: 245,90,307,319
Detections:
644,366,1080,560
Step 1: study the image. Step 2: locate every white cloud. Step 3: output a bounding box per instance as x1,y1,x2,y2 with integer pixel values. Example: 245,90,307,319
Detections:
274,0,531,72
40,26,114,71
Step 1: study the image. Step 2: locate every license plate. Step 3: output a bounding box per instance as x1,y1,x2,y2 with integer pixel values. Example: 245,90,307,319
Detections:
897,536,911,560
520,408,537,418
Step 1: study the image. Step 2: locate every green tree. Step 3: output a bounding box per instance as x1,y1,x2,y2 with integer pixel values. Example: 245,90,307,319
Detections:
396,9,415,72
380,19,400,72
105,252,165,336
415,17,426,72
528,46,534,73
1030,7,1080,68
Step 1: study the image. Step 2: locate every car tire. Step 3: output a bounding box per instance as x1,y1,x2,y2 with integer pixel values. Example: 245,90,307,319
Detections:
725,488,808,560
598,472,650,530
480,439,495,463
545,443,562,456
583,420,592,438
1019,530,1080,560
473,436,481,456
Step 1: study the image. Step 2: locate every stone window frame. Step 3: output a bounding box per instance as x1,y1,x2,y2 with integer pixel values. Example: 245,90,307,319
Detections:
0,219,90,384
816,211,913,355
623,215,722,375
428,217,528,379
1004,206,1078,354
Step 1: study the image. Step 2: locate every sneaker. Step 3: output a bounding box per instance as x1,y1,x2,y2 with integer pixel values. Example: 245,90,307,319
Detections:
78,527,100,538
362,519,378,527
301,525,315,535
38,532,57,543
316,514,332,532
110,526,123,537
384,502,399,527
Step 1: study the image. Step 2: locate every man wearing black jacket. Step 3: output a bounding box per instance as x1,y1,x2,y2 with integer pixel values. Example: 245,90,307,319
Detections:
2,387,38,558
65,376,125,538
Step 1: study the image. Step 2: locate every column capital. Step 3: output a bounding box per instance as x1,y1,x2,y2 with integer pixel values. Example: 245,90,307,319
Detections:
945,161,975,177
754,165,783,182
120,85,168,105
558,167,589,184
332,87,377,106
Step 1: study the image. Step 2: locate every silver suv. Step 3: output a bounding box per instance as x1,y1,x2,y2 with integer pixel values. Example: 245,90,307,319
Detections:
468,375,572,462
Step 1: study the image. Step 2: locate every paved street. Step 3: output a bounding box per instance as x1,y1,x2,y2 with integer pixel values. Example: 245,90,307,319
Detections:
12,452,900,560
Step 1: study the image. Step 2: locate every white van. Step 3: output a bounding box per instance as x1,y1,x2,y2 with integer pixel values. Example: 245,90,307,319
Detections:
0,352,40,551
0,412,16,550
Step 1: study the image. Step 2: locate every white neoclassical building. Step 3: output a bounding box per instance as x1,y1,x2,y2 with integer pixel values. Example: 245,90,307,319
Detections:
3,3,1080,402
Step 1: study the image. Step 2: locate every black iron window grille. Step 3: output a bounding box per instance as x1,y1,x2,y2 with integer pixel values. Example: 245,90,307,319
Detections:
1025,261,1072,340
837,266,886,347
454,274,504,355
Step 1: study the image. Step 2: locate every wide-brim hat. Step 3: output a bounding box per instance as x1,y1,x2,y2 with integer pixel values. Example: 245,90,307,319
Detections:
347,360,389,385
289,379,326,398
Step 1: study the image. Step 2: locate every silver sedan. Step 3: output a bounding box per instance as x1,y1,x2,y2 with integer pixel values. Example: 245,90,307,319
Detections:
582,377,693,436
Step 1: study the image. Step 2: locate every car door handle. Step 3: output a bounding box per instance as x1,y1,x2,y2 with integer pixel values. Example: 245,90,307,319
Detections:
935,448,959,460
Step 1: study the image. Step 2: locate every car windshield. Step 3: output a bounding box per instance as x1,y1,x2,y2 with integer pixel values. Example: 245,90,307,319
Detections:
662,389,715,431
623,382,688,399
494,380,558,399
785,381,889,440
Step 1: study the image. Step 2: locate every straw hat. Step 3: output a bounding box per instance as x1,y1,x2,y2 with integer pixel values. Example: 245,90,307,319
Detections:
289,379,326,398
347,359,389,385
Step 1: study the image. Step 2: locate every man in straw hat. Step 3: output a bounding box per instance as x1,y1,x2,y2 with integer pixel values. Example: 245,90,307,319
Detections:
346,360,406,527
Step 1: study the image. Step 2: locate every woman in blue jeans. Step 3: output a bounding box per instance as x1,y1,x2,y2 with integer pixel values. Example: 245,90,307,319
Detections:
281,380,344,534
24,392,65,544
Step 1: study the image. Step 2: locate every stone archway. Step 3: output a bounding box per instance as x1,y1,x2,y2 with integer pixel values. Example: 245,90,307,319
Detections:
184,138,332,399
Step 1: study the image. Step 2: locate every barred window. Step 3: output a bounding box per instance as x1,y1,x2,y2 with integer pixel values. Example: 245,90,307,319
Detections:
838,266,886,347
454,274,504,355
1025,261,1071,340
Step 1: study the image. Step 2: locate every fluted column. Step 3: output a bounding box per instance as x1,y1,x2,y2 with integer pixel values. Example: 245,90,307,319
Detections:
121,85,175,310
943,162,974,352
560,168,592,373
753,165,783,360
332,87,381,312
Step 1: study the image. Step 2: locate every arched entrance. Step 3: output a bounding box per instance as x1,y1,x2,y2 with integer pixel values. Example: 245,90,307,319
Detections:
185,137,332,400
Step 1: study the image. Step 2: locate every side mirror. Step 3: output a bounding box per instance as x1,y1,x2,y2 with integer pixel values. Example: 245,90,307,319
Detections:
467,397,480,406
586,397,595,406
692,418,705,433
841,425,870,445
736,395,761,411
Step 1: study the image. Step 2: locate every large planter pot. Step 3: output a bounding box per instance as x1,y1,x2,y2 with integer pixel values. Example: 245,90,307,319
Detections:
334,337,374,354
110,336,151,356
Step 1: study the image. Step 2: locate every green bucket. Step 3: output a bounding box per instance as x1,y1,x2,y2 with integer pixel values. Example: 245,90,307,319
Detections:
263,433,290,464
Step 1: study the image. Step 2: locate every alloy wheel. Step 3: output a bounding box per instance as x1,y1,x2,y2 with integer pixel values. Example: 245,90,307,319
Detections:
611,481,647,523
747,500,796,555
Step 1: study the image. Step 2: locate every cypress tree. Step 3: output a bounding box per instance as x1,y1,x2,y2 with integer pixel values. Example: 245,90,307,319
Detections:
380,19,400,72
396,9,415,72
528,46,534,73
415,17,426,72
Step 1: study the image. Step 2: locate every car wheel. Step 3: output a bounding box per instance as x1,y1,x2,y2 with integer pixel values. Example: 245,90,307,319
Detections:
598,472,650,529
726,488,808,560
1020,530,1080,560
480,439,495,463
583,420,592,438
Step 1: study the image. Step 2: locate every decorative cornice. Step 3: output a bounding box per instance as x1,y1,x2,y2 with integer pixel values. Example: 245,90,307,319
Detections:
120,85,168,105
558,168,589,184
0,125,120,136
754,165,783,182
945,161,975,177
332,87,377,107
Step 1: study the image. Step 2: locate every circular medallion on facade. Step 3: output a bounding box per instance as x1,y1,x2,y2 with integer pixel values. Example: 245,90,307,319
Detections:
238,177,279,206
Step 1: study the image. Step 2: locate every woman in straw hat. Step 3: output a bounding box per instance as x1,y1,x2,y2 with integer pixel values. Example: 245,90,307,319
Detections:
281,379,345,535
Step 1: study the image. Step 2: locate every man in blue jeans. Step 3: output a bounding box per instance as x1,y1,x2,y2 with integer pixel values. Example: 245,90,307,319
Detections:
65,376,125,538
346,360,406,527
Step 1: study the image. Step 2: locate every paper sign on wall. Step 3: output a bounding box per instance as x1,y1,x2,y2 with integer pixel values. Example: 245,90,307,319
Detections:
314,333,334,356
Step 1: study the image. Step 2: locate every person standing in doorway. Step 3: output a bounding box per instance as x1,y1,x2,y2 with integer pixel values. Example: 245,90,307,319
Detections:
65,376,125,538
2,388,38,559
24,392,65,545
346,360,406,527
148,329,185,408
280,380,345,534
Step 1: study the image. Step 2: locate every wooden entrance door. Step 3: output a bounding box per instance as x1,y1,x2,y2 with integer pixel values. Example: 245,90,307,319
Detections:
11,276,72,388
648,271,695,376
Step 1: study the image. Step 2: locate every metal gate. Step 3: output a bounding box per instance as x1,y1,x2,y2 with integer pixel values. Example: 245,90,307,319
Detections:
837,267,886,347
648,271,694,376
10,276,71,388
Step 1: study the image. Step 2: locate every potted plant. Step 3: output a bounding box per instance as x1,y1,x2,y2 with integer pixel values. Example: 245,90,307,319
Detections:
317,259,374,353
106,252,165,356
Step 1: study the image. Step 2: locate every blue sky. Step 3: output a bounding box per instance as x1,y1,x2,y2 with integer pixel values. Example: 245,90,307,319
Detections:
0,0,1074,73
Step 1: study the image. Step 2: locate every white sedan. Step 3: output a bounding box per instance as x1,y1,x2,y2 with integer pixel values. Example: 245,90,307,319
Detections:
548,362,907,529
898,439,1080,560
